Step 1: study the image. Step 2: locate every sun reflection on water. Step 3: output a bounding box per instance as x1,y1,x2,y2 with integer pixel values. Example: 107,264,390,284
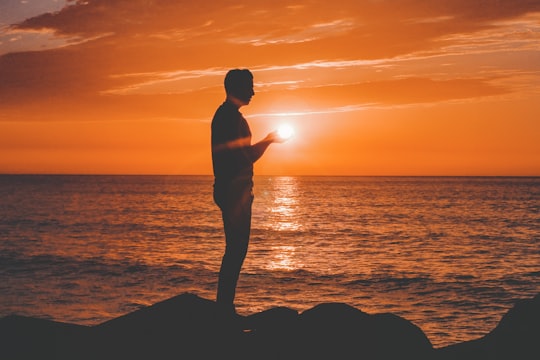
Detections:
259,176,304,271
268,176,302,232
266,245,302,271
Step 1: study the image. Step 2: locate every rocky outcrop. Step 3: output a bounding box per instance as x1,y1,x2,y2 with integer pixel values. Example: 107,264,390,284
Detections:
1,293,538,360
437,293,540,360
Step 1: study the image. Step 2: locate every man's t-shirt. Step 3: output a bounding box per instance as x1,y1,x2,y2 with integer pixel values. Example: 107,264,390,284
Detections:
211,100,253,184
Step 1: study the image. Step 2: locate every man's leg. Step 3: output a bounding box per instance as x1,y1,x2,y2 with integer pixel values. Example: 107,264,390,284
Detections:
216,190,253,315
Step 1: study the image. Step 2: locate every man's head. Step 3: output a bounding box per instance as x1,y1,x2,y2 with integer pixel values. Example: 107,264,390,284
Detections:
224,69,254,105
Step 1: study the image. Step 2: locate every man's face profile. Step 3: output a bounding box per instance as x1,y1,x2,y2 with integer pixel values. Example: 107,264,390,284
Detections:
225,69,254,105
235,79,254,104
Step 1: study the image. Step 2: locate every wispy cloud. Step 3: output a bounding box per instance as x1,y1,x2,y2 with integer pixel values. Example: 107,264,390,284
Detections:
229,18,356,46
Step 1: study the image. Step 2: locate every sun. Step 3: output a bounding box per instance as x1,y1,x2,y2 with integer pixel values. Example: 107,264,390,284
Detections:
277,123,295,140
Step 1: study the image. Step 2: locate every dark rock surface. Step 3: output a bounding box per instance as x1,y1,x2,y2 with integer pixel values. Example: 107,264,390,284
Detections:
437,293,540,360
1,292,538,359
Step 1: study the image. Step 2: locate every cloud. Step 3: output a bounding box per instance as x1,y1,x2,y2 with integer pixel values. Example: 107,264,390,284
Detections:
1,0,539,115
253,76,509,115
0,0,67,26
229,18,356,46
14,0,233,37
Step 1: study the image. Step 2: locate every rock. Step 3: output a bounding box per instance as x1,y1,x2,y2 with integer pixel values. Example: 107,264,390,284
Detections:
244,305,299,331
92,292,239,359
1,292,538,360
436,338,486,360
296,302,372,359
436,293,540,360
370,312,434,359
0,315,91,360
243,306,299,360
484,293,540,357
295,302,433,360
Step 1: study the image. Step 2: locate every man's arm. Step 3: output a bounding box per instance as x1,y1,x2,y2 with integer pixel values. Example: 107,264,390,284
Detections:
249,131,285,163
212,136,251,153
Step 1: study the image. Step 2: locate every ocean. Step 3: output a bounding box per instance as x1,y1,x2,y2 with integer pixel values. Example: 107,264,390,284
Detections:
0,175,538,348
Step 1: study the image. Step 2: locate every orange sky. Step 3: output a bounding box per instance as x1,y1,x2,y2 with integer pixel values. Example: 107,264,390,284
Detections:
1,0,539,176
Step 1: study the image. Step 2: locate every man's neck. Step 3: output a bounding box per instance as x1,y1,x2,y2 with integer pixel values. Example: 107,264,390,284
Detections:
226,95,246,108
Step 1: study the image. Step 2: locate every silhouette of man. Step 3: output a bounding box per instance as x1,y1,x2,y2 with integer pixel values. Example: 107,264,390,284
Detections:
211,69,284,318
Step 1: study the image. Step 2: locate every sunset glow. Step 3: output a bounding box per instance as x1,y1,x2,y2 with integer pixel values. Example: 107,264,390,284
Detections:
1,1,539,175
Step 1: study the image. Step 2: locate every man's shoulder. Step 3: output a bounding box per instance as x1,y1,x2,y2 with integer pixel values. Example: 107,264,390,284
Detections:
217,100,238,114
213,101,239,124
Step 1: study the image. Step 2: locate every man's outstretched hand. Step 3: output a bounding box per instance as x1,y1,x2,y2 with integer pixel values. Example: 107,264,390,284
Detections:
266,124,295,143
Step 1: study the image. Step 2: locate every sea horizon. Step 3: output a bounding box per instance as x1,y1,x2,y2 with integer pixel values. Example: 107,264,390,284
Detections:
1,173,539,177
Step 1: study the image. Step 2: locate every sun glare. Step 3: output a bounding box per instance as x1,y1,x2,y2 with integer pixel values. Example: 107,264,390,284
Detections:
277,123,295,140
